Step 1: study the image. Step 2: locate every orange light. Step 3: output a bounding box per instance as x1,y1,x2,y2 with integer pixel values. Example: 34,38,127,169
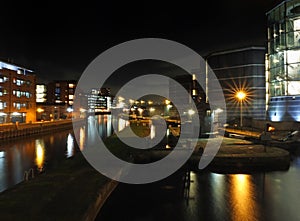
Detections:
268,126,275,132
236,91,246,101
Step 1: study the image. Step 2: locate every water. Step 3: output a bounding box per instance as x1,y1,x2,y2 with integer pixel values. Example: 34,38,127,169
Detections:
0,114,127,193
2,115,300,220
96,153,300,220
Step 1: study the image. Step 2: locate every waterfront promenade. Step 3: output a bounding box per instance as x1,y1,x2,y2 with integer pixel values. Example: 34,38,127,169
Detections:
0,119,83,140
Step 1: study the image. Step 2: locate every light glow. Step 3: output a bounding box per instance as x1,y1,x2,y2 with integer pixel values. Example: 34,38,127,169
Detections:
35,140,45,172
188,109,195,115
236,91,247,101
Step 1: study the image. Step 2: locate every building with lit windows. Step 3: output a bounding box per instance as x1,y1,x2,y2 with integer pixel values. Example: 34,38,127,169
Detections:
36,84,47,103
0,60,36,123
35,80,76,121
206,47,266,125
87,88,112,113
266,0,300,122
47,80,76,106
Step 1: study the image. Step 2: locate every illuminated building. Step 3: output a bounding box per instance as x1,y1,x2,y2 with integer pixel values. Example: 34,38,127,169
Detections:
46,80,76,106
206,47,266,124
36,81,76,121
0,60,36,123
36,84,47,103
87,88,112,113
266,0,300,122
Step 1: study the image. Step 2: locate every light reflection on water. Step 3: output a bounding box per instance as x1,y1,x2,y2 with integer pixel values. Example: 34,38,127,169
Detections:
35,140,45,172
230,174,258,221
66,133,75,158
0,115,128,193
96,153,300,221
79,127,85,151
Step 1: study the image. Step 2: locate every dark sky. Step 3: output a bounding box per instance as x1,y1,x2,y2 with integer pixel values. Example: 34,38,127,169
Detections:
0,0,283,85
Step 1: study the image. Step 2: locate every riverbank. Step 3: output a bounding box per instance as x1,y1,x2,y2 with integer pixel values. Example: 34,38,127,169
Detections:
0,119,84,140
0,152,115,221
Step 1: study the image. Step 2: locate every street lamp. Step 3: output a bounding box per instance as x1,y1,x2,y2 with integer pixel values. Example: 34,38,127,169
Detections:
236,91,246,128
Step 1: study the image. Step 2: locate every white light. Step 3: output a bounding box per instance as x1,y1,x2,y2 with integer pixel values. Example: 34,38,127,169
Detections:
287,50,300,64
67,107,73,112
294,19,300,30
11,112,21,116
215,108,223,113
188,109,195,115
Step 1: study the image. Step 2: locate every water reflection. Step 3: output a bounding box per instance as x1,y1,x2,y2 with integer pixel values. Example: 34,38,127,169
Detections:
66,133,75,158
79,126,85,151
35,140,45,172
230,174,258,221
0,114,129,193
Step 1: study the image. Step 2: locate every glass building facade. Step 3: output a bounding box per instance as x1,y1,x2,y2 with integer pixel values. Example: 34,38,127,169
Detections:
267,0,300,121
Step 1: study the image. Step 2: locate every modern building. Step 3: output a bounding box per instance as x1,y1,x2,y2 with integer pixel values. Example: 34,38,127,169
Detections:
266,0,300,122
87,88,112,113
46,80,76,106
36,84,47,103
0,60,36,123
206,47,266,125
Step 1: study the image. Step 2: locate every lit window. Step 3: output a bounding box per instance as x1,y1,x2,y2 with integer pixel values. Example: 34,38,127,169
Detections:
68,83,75,88
294,19,300,31
287,50,300,64
0,102,6,110
69,95,74,100
192,89,197,96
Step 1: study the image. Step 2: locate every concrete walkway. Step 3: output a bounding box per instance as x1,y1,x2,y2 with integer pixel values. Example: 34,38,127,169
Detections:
192,137,291,173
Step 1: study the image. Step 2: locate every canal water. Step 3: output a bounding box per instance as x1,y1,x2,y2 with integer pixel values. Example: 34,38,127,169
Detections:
96,154,300,221
0,114,128,193
1,115,300,220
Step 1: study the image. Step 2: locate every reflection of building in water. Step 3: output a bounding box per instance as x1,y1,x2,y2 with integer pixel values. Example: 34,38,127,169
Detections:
0,60,36,123
266,0,300,122
88,88,112,114
66,133,75,158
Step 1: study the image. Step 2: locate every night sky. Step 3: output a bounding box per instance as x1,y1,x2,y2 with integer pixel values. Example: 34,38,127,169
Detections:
0,0,283,87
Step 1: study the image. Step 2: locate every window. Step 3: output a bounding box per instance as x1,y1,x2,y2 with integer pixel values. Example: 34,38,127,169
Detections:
0,101,6,110
13,103,21,110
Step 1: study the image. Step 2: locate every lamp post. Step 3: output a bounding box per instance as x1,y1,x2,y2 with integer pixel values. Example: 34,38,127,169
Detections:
236,91,246,128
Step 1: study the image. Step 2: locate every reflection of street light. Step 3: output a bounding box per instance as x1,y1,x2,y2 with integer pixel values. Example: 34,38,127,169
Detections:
236,91,246,127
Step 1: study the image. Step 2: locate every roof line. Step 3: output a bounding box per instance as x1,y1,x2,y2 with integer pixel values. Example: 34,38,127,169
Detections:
205,46,266,58
266,0,290,15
